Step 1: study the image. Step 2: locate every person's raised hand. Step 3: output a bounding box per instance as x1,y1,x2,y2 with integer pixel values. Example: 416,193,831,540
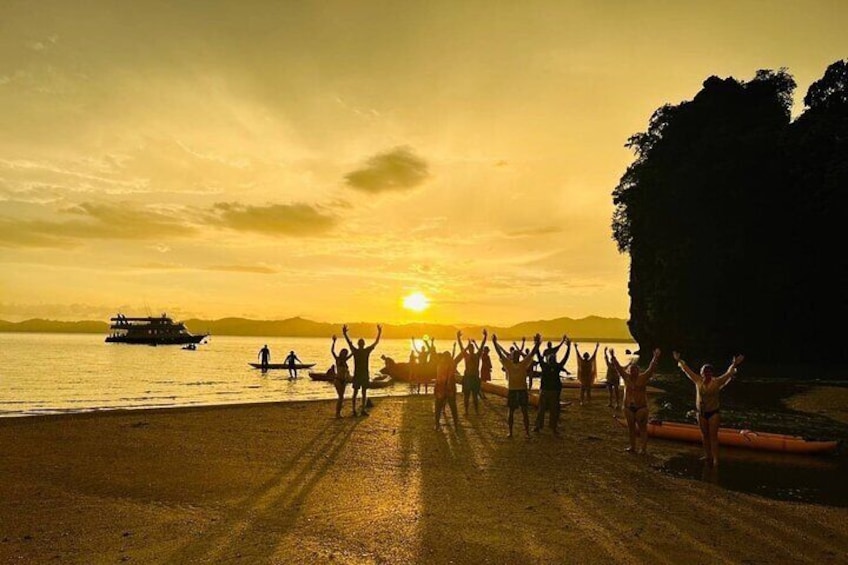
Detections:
653,348,661,359
672,351,681,362
733,354,745,367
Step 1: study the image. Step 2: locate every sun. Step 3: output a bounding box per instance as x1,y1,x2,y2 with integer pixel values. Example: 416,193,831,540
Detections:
402,292,430,312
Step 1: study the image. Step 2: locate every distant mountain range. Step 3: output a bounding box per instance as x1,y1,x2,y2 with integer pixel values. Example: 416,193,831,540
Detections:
0,315,633,341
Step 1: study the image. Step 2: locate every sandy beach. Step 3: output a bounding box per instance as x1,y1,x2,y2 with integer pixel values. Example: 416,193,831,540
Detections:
2,388,847,564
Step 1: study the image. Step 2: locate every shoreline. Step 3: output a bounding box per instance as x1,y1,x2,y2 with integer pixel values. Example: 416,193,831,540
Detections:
2,389,847,563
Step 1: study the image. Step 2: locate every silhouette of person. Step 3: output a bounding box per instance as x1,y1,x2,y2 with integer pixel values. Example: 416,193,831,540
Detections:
343,324,382,416
284,350,302,380
479,345,493,399
534,337,570,435
455,329,487,415
258,344,271,369
331,336,351,418
434,350,463,430
574,343,600,406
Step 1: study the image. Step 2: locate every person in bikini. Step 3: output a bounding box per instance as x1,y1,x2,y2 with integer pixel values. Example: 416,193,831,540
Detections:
455,329,488,415
343,324,382,416
331,335,351,418
673,351,744,467
493,333,541,438
609,348,661,454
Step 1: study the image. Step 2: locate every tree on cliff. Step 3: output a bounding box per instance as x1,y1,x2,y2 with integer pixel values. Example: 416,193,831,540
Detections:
612,60,848,368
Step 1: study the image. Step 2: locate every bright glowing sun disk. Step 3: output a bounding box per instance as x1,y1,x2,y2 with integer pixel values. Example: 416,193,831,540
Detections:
403,292,430,312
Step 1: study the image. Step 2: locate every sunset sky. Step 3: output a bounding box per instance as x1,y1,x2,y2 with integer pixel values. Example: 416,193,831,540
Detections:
1,1,845,325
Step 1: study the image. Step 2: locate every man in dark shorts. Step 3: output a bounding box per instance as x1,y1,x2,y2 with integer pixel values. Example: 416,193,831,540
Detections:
493,333,541,438
455,328,487,415
258,344,271,369
534,335,570,435
343,324,382,416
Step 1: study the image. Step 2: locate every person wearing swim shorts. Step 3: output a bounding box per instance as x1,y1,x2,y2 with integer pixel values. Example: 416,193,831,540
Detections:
493,333,541,438
343,324,382,417
674,351,744,467
455,329,487,415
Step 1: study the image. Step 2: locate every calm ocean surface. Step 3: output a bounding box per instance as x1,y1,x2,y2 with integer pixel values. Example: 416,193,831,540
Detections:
0,333,636,417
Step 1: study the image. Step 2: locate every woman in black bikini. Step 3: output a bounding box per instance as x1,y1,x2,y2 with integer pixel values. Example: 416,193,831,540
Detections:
609,348,661,454
331,336,351,418
673,351,744,467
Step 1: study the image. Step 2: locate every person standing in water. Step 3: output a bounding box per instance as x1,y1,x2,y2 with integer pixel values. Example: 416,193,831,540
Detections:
574,342,599,406
609,348,661,454
343,324,382,416
258,344,271,369
534,335,570,435
284,350,303,380
673,351,744,467
603,347,622,412
455,329,488,415
331,336,352,418
493,333,541,438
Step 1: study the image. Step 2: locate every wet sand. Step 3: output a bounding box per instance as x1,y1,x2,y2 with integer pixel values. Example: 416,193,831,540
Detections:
1,388,847,564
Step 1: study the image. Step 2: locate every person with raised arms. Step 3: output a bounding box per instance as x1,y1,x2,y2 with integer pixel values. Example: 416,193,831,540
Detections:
673,351,744,467
455,329,488,415
343,324,382,417
493,333,541,438
609,348,661,454
534,335,570,435
434,347,464,430
603,347,622,412
574,342,600,406
330,335,351,418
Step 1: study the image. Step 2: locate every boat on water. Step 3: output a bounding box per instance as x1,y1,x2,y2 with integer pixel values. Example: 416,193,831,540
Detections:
614,417,839,454
249,362,316,370
105,313,208,346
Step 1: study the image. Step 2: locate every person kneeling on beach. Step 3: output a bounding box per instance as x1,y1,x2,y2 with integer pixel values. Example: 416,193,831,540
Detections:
609,348,660,454
493,333,541,438
343,324,382,417
534,335,570,435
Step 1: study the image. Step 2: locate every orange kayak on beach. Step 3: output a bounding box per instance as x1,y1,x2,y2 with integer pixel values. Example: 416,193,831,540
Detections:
481,381,572,408
614,418,839,454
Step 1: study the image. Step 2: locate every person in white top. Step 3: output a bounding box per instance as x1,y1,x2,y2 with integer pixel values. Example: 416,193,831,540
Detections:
673,351,744,467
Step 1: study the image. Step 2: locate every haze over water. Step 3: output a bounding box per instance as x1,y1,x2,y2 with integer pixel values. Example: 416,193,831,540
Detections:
0,333,635,417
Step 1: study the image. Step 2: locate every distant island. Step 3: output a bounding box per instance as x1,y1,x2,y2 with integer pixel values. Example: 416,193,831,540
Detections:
0,315,633,342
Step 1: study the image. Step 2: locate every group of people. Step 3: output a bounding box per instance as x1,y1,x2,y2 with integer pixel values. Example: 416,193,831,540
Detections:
256,344,304,380
263,327,745,467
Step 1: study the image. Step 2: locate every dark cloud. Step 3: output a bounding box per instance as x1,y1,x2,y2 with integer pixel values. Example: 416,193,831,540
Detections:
210,202,337,236
0,202,195,248
344,146,429,193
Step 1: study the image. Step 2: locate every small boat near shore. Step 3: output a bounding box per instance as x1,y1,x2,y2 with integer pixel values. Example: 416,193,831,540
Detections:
614,418,840,454
248,362,316,370
481,381,572,409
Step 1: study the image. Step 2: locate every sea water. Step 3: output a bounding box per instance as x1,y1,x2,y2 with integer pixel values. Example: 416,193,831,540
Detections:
0,333,635,417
